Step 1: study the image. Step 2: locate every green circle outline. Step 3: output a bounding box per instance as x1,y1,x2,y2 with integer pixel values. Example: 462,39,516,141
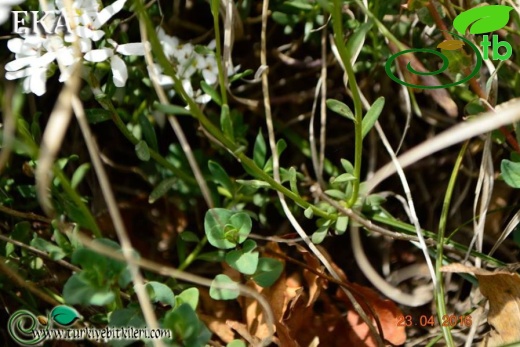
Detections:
385,31,483,89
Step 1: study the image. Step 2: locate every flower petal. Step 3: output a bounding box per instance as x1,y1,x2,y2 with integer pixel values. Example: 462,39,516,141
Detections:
202,69,217,84
5,57,35,71
116,43,146,56
30,68,47,96
111,55,127,87
7,38,24,54
84,48,113,62
94,0,127,28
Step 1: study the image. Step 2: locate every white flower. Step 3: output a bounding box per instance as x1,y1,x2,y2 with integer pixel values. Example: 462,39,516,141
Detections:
157,28,179,61
5,36,51,96
147,63,174,87
84,39,148,87
58,0,127,42
0,0,25,25
200,55,218,85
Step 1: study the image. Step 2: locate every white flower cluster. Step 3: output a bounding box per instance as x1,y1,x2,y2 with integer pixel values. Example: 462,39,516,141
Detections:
149,28,238,104
4,0,237,103
5,0,146,96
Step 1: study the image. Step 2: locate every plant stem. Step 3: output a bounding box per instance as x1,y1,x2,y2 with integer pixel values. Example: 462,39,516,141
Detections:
330,0,364,207
211,0,229,106
435,141,468,347
135,0,334,220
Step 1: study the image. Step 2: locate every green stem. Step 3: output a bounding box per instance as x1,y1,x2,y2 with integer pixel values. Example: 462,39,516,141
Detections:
368,211,504,267
86,71,197,186
435,142,468,347
210,0,229,106
178,236,208,271
330,0,363,207
134,0,334,220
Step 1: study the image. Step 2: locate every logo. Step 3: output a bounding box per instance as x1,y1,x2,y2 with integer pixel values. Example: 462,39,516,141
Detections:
385,5,513,89
11,10,72,35
8,305,81,346
7,305,172,346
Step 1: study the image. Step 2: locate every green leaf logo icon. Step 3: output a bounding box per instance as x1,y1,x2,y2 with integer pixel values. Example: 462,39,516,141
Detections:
50,305,81,326
453,5,513,35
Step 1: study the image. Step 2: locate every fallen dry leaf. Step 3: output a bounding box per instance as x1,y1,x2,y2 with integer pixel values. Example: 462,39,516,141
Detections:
437,39,465,50
441,263,520,346
336,283,406,346
239,242,286,341
199,313,235,343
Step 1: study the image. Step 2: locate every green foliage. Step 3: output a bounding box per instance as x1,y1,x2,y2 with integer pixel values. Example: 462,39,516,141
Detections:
204,208,252,249
209,274,240,300
501,159,520,188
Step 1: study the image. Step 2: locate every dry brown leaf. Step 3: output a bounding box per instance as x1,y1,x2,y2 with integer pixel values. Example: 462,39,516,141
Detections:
336,283,406,346
227,320,261,346
199,313,235,343
437,40,465,50
239,242,286,341
441,263,520,346
295,244,327,306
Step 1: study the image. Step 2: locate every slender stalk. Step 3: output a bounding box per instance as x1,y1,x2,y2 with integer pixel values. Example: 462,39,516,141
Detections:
330,0,364,207
210,0,229,106
134,0,334,220
436,141,468,346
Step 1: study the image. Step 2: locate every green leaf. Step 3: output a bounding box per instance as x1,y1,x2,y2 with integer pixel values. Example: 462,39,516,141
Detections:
253,131,267,168
63,273,115,306
210,274,240,300
335,216,349,234
252,258,283,287
50,305,81,326
139,114,159,152
177,287,199,311
311,224,329,244
209,161,234,197
229,69,254,83
180,231,200,243
149,178,177,203
144,282,175,306
200,80,222,106
324,189,346,200
221,105,235,141
327,99,355,121
453,5,513,35
285,168,298,196
135,140,150,161
31,237,67,260
264,139,287,172
225,240,259,275
501,159,520,188
304,206,314,219
362,97,384,139
204,209,252,249
333,173,356,183
71,163,91,190
109,306,145,327
227,340,247,347
153,101,192,115
85,109,112,124
164,303,205,342
345,22,373,60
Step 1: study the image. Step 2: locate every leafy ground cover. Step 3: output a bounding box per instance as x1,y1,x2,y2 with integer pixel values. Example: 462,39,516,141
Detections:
1,0,520,346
